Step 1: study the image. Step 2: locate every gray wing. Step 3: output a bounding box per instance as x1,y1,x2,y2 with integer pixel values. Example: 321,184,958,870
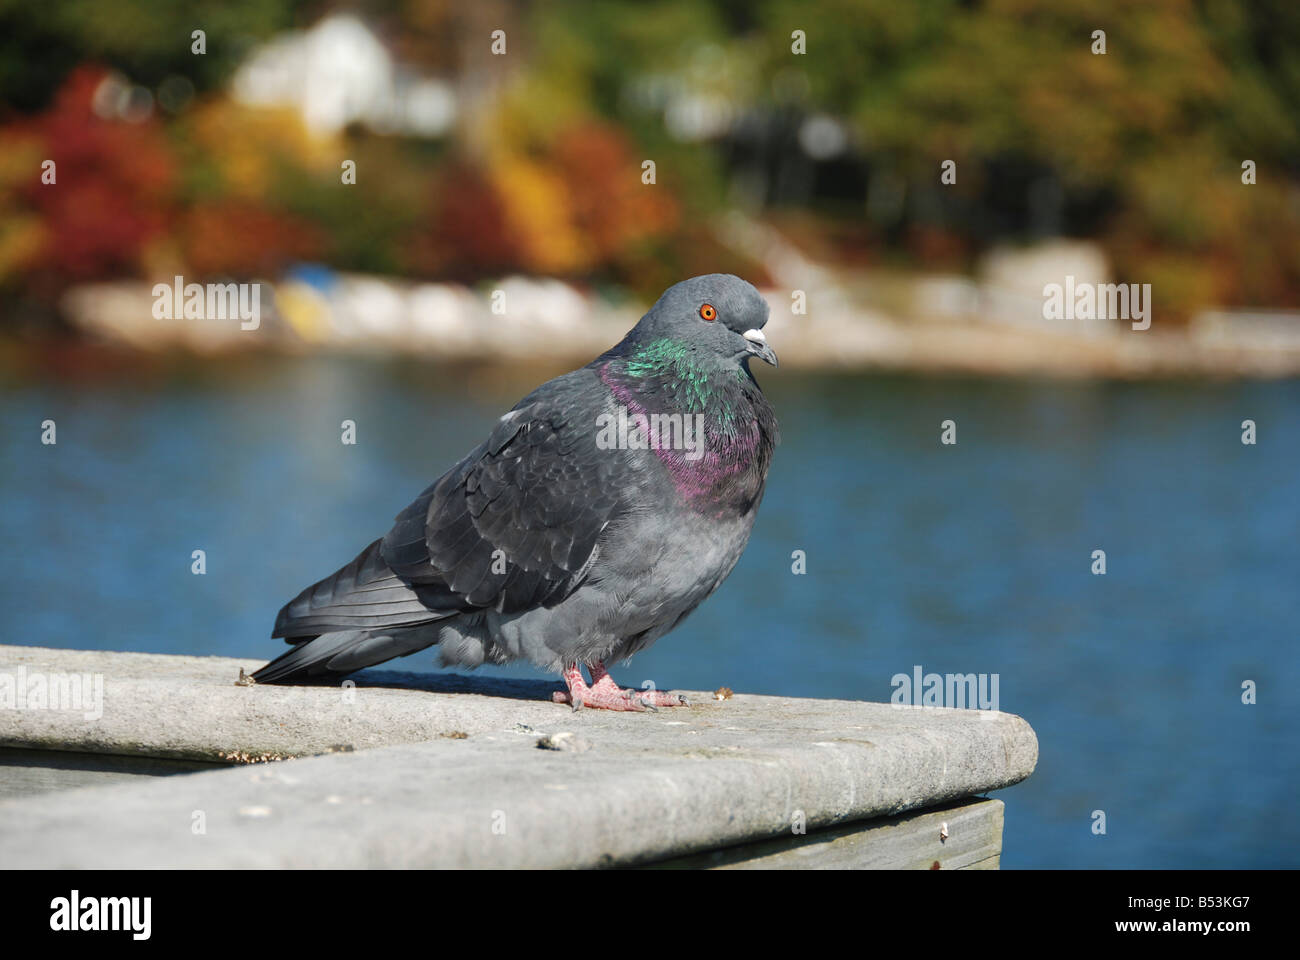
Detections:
272,370,622,639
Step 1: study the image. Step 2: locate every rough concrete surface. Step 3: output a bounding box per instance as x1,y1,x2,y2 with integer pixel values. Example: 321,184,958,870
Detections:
0,646,1037,868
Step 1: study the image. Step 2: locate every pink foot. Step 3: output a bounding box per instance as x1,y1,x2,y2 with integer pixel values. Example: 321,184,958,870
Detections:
551,661,690,711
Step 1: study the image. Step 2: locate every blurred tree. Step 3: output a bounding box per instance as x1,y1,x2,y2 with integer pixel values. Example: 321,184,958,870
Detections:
745,0,1300,315
1,0,1297,321
0,67,174,292
0,0,297,111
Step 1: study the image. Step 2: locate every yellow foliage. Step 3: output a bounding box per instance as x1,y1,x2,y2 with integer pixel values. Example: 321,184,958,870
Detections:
488,155,591,274
187,101,335,199
0,214,47,282
0,131,44,188
0,131,48,280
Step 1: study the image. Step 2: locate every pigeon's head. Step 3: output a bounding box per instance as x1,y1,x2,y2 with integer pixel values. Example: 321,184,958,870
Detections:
633,274,777,368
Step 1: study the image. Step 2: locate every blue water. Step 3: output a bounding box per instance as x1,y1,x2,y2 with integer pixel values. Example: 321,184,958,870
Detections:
3,355,1297,868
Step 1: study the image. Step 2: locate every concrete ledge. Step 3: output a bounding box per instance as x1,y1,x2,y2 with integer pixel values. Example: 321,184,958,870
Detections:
652,798,1005,870
0,646,1037,868
0,747,219,801
1,646,568,762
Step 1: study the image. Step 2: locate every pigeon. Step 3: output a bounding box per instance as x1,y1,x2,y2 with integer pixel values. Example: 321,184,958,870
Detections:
252,274,779,711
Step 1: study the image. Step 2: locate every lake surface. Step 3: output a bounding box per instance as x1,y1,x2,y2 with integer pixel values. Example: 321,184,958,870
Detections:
3,353,1296,867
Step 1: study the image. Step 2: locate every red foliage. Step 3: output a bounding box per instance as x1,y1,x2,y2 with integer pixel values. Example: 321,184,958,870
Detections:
410,164,523,280
18,67,176,280
552,122,677,260
181,201,323,277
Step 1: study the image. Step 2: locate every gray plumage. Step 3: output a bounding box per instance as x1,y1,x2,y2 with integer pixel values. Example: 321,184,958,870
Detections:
253,274,778,685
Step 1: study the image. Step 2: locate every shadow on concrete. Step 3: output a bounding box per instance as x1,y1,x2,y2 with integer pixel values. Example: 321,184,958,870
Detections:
323,668,562,702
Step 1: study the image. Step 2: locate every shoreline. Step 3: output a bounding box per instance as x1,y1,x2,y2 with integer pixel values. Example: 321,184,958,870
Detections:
4,273,1299,381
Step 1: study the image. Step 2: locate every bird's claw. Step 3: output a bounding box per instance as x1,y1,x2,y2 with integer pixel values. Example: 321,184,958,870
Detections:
553,670,690,712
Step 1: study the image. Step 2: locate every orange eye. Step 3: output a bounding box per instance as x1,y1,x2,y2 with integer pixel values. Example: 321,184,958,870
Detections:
700,304,717,321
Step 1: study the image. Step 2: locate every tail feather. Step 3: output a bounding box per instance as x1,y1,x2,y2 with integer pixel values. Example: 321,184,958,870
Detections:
273,538,447,638
251,626,440,684
259,536,461,684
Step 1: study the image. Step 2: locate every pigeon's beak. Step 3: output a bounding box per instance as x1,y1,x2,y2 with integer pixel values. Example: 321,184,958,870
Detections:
742,328,778,367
